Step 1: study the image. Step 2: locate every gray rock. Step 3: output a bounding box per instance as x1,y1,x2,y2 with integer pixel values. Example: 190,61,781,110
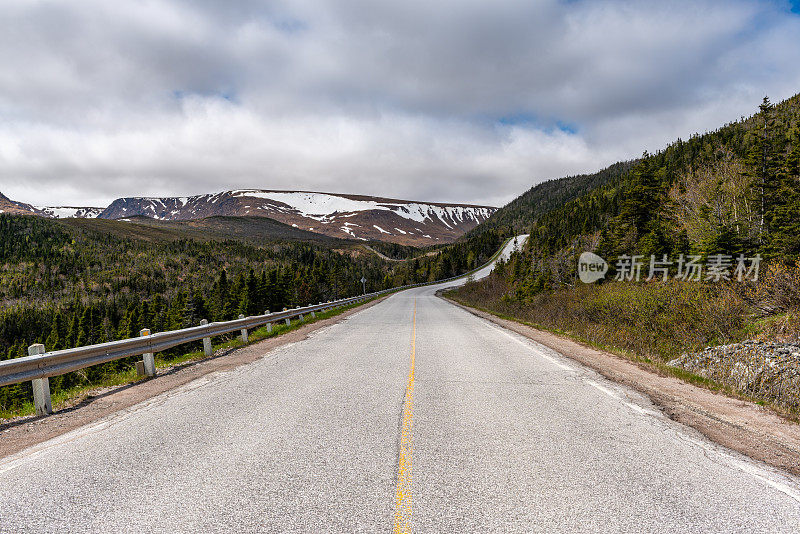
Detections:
668,340,800,411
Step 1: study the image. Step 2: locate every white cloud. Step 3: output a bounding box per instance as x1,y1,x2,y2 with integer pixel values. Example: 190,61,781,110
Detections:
0,0,799,208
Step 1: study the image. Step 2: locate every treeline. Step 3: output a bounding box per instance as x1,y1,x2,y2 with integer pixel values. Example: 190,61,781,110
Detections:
0,215,392,356
0,216,388,306
468,161,635,236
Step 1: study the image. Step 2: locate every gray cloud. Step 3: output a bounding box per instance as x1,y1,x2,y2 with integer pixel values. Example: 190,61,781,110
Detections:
1,0,799,208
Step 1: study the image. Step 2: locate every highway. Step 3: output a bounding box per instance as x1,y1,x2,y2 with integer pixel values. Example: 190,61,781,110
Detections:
1,236,799,532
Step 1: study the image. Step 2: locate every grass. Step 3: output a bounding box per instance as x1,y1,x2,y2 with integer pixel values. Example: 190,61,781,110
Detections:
451,275,752,360
0,297,378,421
446,274,800,420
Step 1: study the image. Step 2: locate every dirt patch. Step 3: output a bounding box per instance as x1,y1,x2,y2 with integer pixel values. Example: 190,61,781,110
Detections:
0,297,387,460
444,297,800,476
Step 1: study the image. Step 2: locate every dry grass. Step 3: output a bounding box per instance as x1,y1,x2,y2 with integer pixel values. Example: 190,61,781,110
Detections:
453,276,750,361
449,264,800,415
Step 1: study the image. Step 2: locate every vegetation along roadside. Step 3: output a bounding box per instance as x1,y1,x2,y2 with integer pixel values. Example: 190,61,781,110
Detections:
453,94,800,419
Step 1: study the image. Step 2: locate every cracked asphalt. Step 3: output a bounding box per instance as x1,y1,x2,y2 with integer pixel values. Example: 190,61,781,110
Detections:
1,236,799,532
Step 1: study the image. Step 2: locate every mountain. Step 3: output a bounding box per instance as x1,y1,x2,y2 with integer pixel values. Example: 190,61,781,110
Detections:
0,192,45,216
34,206,104,219
99,190,496,246
0,192,103,219
59,215,344,246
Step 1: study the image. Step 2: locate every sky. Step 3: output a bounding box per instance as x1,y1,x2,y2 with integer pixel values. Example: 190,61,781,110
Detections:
1,0,800,209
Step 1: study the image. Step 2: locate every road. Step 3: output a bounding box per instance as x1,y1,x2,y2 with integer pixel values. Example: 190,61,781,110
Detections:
1,235,799,532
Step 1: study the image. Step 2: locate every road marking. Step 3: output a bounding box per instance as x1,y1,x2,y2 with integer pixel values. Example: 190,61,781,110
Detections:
483,322,573,371
725,460,800,503
394,298,416,533
586,379,619,398
486,321,663,419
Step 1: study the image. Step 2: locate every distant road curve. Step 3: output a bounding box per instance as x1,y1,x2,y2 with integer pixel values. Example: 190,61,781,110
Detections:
361,243,446,263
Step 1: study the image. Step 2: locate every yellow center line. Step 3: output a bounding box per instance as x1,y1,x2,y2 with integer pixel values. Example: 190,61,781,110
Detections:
394,298,416,534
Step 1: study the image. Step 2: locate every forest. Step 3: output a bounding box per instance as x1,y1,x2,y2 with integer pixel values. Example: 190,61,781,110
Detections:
480,93,800,298
0,214,502,411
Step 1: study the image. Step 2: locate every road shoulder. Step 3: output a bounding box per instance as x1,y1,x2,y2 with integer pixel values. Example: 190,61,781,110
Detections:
0,297,388,460
442,295,800,476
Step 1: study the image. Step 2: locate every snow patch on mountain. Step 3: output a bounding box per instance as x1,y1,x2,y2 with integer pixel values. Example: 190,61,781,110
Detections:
234,190,377,216
230,190,494,226
96,189,496,245
34,206,104,218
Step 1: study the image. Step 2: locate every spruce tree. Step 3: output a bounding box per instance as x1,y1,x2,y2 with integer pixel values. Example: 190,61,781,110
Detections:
745,96,778,244
766,127,800,260
45,311,63,351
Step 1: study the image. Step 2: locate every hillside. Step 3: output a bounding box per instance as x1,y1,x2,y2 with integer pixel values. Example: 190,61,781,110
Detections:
1,189,496,246
472,93,800,270
0,192,44,216
99,190,496,246
450,93,800,414
0,193,102,219
58,215,344,246
467,161,636,237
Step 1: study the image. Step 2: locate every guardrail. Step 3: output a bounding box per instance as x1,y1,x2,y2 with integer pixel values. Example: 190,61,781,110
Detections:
0,237,517,417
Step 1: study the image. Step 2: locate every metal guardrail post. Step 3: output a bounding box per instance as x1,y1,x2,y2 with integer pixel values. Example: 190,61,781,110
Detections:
200,319,213,356
265,311,272,333
238,315,248,343
140,329,156,377
28,344,52,416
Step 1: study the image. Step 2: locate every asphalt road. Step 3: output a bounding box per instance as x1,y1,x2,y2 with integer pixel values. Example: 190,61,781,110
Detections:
1,236,799,533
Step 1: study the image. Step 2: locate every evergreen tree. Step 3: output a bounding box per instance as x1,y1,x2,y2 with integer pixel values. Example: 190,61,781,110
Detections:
193,289,209,323
76,305,100,347
766,127,800,260
745,96,779,243
45,311,63,351
245,269,259,316
139,300,153,331
168,291,187,330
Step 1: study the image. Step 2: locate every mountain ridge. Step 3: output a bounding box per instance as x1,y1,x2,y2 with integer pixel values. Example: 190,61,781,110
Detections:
98,189,496,246
1,189,496,246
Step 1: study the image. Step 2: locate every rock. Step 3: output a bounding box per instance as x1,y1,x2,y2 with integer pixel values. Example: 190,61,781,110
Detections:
670,339,800,412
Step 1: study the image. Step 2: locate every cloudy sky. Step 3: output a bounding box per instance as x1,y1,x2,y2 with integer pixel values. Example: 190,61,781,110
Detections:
1,0,800,208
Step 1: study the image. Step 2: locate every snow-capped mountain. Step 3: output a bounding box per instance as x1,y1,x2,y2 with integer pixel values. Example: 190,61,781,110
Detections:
34,206,104,219
100,190,497,245
0,192,103,219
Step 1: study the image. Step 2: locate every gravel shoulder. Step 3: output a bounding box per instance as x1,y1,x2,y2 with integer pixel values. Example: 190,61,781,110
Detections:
0,297,387,460
444,296,800,476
